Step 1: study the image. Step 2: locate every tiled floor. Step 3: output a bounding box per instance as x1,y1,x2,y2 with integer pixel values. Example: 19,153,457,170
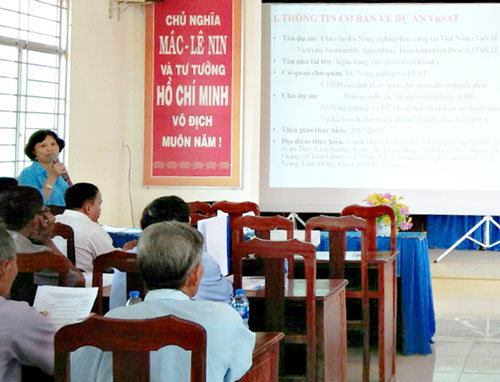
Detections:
347,249,500,382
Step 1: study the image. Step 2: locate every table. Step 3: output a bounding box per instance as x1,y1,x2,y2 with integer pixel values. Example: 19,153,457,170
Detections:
245,278,348,382
105,226,141,248
317,231,435,355
240,332,285,382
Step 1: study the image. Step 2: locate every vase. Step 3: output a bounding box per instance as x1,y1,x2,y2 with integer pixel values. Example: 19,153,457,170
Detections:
376,222,391,237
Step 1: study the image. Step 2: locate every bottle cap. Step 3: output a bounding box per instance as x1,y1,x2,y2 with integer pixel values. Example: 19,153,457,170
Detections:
129,291,140,299
235,288,244,295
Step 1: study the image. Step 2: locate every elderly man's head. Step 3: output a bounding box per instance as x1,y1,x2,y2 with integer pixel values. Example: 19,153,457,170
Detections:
0,225,18,297
137,221,203,296
0,186,44,231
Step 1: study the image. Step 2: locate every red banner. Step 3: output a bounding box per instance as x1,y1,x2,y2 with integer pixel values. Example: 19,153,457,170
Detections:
144,0,242,186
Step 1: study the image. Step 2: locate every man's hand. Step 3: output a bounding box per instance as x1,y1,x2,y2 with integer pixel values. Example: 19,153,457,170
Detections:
30,212,55,244
122,239,137,251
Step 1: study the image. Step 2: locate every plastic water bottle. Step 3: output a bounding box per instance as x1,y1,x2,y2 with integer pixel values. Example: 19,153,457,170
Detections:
126,290,142,306
231,289,250,327
284,258,289,292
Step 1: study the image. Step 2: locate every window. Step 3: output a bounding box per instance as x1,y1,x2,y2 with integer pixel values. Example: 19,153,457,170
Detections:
0,0,69,177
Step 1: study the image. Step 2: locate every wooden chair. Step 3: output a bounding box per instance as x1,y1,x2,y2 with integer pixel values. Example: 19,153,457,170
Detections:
16,251,71,286
305,215,371,382
54,314,207,382
210,201,260,234
52,222,76,265
232,215,295,278
47,205,65,216
187,201,213,215
341,204,398,382
211,201,260,273
92,250,144,315
190,212,211,227
233,237,317,382
342,204,397,260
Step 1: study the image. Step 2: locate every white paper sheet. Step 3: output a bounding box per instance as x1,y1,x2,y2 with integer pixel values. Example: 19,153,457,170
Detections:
226,275,265,291
33,286,98,331
197,214,230,276
270,229,321,247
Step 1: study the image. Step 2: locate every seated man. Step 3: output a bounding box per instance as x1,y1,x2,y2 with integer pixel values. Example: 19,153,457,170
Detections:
55,183,135,272
0,186,84,304
110,195,232,308
0,226,55,381
72,221,255,382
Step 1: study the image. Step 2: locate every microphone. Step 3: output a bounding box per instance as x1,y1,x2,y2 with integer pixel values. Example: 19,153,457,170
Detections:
50,154,73,186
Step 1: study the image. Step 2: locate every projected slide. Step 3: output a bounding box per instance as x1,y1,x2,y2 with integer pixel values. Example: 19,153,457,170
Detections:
260,3,500,214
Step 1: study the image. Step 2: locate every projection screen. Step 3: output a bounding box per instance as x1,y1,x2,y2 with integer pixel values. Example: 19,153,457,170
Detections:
260,2,500,215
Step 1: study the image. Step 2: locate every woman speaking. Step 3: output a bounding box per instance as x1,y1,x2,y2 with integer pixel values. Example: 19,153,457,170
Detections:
18,130,71,206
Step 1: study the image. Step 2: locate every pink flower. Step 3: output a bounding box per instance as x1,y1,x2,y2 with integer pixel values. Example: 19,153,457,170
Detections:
400,221,413,230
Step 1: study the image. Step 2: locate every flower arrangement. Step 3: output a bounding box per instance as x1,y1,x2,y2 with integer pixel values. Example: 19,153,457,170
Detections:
364,192,413,231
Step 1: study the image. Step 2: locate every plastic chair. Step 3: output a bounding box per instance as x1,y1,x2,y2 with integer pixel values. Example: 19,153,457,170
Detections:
232,215,295,278
92,250,144,315
52,222,76,265
233,237,317,382
54,314,207,382
305,215,371,382
341,204,398,382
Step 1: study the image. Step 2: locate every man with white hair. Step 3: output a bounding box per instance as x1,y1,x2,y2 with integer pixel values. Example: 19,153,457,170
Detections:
0,226,55,381
72,221,255,382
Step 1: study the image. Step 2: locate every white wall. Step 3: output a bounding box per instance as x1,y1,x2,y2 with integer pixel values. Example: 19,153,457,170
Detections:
69,1,261,226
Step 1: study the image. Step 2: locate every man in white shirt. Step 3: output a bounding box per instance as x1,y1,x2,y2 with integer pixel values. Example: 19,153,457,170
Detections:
56,183,135,272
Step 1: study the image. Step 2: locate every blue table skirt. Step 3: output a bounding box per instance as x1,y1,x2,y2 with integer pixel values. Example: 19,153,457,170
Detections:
318,231,435,355
427,215,500,250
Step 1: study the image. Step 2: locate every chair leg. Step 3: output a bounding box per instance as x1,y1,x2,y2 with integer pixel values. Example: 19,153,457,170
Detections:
362,297,370,382
378,264,386,382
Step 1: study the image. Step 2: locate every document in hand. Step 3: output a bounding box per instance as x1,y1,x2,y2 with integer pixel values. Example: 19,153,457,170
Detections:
197,214,230,276
33,286,98,331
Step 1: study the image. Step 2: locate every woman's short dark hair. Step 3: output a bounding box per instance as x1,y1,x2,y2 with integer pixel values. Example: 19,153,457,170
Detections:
0,186,43,231
65,183,99,209
24,130,65,161
140,196,190,229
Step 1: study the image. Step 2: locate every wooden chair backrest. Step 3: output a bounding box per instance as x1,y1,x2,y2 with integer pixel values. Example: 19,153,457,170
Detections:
187,201,213,215
305,215,367,278
47,205,65,216
52,222,76,265
210,201,260,223
92,250,144,315
210,201,260,274
54,314,207,382
233,237,317,382
341,204,397,257
16,251,70,286
232,215,295,278
190,212,211,227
